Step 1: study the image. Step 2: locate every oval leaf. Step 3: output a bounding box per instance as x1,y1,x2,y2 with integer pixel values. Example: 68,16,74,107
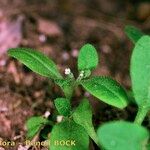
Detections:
97,121,149,150
131,36,150,106
50,120,89,150
125,25,144,44
73,98,99,145
54,98,71,116
26,116,49,139
81,76,128,109
8,48,62,79
55,78,74,99
78,44,98,71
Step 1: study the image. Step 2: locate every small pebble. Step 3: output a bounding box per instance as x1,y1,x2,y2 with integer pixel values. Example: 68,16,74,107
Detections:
71,49,78,57
62,52,69,61
18,145,28,150
0,59,6,66
84,92,90,97
0,107,8,112
101,45,112,54
44,111,51,118
39,34,47,43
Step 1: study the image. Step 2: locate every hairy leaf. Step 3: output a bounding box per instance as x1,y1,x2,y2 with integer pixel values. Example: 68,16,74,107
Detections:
131,36,150,106
73,98,99,145
78,44,98,71
81,76,128,109
97,121,149,150
8,48,62,79
50,120,89,150
125,25,144,43
54,98,71,116
26,116,49,139
55,78,74,99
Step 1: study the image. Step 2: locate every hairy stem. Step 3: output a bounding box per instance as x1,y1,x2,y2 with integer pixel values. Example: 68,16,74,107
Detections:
134,105,149,125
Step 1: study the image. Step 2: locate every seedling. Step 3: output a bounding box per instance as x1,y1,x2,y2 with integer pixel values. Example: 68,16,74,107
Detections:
8,25,149,150
8,42,129,149
97,26,150,150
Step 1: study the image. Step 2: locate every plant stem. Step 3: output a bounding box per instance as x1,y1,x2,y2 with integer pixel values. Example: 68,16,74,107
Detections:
134,105,149,125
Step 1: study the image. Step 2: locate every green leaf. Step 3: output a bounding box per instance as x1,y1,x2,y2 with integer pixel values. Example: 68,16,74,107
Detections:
26,116,49,139
97,121,149,150
147,143,150,149
127,90,136,104
73,98,99,145
41,125,52,140
125,25,144,43
8,48,62,79
54,98,71,116
81,76,128,109
50,120,89,150
131,36,150,106
55,78,74,99
78,44,98,71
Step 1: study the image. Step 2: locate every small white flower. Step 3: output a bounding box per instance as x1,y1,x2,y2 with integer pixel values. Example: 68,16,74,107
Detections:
79,71,84,77
57,115,63,123
79,73,84,77
65,68,71,75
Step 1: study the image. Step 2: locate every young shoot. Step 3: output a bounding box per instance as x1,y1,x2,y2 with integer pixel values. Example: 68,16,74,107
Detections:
8,25,150,150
